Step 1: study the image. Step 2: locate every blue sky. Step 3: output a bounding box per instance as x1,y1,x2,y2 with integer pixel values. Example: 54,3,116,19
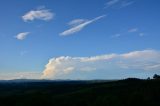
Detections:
0,0,160,80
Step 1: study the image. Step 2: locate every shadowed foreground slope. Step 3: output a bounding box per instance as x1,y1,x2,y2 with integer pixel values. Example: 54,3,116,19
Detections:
0,79,160,106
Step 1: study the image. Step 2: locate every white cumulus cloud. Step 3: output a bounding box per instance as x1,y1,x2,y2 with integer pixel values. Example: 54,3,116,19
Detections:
22,7,54,22
15,32,30,40
60,15,106,36
42,50,160,79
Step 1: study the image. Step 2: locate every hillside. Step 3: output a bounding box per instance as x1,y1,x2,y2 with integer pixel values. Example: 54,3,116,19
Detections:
0,79,160,106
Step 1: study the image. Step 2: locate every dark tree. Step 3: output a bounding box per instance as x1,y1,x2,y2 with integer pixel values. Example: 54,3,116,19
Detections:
153,74,160,79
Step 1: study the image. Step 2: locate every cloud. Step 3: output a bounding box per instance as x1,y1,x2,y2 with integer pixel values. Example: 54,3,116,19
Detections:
111,28,145,38
68,19,88,27
15,32,30,40
139,33,145,37
105,0,120,7
60,15,106,36
105,0,134,9
128,28,138,33
121,1,135,7
111,33,121,38
0,72,41,80
22,7,54,22
42,50,160,79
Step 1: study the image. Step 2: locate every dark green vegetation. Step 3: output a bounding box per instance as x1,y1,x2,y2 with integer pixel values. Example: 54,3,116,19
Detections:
0,79,160,106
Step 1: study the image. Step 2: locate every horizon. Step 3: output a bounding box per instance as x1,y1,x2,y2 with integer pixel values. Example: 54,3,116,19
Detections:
0,0,160,80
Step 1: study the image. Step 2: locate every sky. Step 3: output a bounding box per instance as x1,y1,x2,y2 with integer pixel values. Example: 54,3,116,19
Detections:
0,0,160,80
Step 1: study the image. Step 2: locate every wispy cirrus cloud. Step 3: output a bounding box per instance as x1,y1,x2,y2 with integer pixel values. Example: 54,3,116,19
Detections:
68,19,88,27
15,32,30,40
0,72,41,80
22,7,54,22
60,15,106,36
139,33,145,37
128,28,138,33
42,50,160,79
105,0,135,9
111,28,146,38
128,28,146,37
111,33,121,38
105,0,120,7
121,1,135,7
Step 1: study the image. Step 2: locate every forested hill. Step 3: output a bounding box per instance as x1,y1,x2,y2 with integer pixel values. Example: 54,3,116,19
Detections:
0,78,160,106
